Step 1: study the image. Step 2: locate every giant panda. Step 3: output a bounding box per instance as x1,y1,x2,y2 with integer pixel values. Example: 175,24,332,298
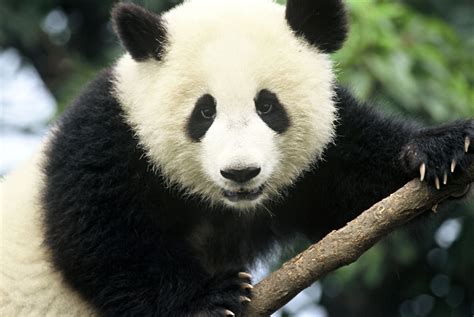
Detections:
1,0,473,316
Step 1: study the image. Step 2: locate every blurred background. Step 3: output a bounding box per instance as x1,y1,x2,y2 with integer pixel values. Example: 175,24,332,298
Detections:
0,0,473,316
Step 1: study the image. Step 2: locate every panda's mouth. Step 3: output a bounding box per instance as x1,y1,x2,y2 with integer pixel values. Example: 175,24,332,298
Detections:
222,186,263,202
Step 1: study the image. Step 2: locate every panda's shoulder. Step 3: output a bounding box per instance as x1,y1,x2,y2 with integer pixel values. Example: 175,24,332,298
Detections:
50,67,134,157
61,68,121,123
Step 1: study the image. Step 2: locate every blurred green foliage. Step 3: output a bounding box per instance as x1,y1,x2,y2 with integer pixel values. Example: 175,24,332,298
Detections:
1,0,472,316
335,0,474,122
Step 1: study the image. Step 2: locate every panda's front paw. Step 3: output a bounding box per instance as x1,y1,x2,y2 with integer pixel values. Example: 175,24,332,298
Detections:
400,119,473,189
196,271,253,317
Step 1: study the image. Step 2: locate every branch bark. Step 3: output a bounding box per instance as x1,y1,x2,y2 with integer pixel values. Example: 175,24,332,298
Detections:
247,163,474,316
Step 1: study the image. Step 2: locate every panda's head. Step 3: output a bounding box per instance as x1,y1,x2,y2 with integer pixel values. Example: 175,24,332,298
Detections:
113,0,347,210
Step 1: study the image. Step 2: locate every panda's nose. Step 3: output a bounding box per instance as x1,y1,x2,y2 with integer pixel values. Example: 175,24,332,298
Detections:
220,167,261,183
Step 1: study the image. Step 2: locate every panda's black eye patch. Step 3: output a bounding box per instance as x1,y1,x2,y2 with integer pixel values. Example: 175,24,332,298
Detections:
187,94,217,142
255,89,290,134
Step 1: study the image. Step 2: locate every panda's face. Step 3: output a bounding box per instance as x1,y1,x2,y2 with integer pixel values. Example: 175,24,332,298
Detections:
188,89,286,208
114,0,339,210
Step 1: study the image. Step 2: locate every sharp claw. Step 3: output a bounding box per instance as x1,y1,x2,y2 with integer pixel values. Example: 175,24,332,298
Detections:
443,171,448,185
451,160,456,173
432,204,439,213
238,272,252,280
240,296,252,303
435,177,440,190
224,309,235,317
419,163,426,182
241,283,254,290
465,136,470,153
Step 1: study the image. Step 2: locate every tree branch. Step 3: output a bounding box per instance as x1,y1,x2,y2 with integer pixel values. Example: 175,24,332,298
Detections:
247,163,474,316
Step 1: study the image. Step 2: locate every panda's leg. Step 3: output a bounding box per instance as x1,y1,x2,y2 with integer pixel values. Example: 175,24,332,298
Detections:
332,87,473,193
50,233,254,316
298,87,473,237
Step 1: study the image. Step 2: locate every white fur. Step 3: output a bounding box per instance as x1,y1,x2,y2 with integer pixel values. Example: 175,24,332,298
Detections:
114,0,337,210
0,145,96,316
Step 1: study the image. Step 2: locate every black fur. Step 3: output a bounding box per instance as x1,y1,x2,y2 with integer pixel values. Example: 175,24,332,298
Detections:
187,94,217,142
42,71,473,316
255,89,290,134
112,3,167,61
285,0,348,53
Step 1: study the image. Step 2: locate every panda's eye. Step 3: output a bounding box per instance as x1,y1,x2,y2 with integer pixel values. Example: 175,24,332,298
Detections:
255,90,278,116
200,107,216,119
256,103,273,115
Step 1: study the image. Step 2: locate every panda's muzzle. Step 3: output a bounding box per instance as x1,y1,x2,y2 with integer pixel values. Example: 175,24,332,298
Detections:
222,186,263,202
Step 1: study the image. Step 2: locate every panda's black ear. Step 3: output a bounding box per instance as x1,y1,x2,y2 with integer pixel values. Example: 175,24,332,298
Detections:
285,0,348,53
112,3,167,61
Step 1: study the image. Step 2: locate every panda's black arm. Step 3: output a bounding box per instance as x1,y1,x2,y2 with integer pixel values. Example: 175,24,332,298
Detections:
284,86,473,240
